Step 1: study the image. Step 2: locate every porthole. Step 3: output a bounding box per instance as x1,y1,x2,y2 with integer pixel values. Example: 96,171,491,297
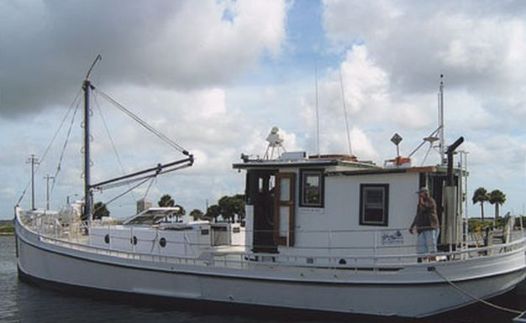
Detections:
104,234,110,244
159,237,167,247
131,236,138,245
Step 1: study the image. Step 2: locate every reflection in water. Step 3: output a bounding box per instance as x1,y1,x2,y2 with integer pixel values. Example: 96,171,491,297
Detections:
1,236,525,323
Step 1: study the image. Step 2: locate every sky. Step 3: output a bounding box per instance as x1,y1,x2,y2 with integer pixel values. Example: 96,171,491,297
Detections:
1,0,525,220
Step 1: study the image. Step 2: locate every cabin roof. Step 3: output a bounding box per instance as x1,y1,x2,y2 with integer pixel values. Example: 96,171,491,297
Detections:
232,157,378,171
326,166,441,176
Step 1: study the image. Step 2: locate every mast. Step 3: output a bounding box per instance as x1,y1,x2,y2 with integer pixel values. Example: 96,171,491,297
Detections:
439,74,446,165
83,79,93,221
83,55,102,222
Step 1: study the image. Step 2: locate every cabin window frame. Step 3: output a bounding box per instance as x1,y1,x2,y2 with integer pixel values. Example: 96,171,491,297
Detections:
299,169,325,208
359,184,389,226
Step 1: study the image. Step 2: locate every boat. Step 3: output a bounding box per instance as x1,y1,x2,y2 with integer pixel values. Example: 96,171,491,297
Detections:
14,61,526,318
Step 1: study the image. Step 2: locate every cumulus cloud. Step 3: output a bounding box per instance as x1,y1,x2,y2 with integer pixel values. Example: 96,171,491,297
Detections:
0,0,287,117
321,0,526,215
322,0,526,94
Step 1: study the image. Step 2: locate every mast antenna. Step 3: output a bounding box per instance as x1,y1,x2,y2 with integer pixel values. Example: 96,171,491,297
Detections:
315,64,320,156
85,54,102,80
438,74,446,165
339,69,353,156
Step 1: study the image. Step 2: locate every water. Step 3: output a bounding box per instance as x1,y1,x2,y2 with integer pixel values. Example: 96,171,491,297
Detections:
1,235,524,323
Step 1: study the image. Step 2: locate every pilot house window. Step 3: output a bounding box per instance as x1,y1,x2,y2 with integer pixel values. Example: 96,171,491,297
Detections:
300,169,324,207
360,184,389,226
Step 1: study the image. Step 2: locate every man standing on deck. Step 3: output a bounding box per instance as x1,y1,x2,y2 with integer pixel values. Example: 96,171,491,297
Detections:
409,187,440,262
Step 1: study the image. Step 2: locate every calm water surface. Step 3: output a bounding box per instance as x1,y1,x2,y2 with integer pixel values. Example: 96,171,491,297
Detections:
1,235,525,323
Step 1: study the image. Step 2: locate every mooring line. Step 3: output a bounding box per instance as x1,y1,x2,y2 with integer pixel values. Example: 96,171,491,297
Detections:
433,267,522,315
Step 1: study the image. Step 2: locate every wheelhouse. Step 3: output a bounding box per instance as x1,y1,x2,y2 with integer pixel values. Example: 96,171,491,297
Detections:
234,152,465,259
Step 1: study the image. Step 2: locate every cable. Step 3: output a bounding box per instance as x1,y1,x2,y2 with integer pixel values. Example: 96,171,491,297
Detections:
434,267,522,315
103,176,153,208
16,89,82,206
51,95,82,193
95,89,188,154
93,92,137,202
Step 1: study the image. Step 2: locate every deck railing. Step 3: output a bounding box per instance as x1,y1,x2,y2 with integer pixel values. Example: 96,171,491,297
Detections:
17,209,526,271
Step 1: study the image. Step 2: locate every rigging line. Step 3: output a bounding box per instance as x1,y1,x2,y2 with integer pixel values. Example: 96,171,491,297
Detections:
339,69,353,156
143,176,156,200
94,172,159,191
93,162,191,191
103,176,153,208
433,268,522,315
95,89,188,154
16,89,83,206
51,95,82,194
92,92,138,202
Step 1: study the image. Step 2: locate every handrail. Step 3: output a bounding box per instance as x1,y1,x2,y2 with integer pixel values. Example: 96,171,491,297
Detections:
16,208,526,271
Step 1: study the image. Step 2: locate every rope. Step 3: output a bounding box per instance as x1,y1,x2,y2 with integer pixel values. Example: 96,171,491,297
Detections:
434,267,522,315
95,89,188,154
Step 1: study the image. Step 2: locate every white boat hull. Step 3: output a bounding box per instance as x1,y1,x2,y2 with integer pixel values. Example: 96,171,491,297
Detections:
16,219,526,318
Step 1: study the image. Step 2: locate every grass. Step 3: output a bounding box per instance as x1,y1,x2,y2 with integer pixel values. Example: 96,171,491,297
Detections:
0,220,14,235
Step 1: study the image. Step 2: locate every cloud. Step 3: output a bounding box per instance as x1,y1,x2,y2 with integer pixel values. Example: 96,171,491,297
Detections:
0,0,287,118
320,2,526,216
322,0,526,95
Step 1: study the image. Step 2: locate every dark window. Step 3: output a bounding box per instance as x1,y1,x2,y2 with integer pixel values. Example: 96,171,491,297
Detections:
360,184,389,226
131,236,138,245
299,169,324,207
104,234,110,244
159,237,167,247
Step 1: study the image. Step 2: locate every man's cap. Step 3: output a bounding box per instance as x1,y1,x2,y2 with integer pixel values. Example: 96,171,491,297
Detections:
416,187,429,194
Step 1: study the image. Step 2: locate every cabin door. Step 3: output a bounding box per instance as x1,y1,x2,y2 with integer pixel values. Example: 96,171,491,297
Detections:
249,170,278,253
275,173,296,247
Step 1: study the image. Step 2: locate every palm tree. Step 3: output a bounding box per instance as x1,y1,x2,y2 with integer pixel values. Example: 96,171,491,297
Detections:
472,187,489,220
158,194,175,207
174,204,186,222
206,204,222,223
488,189,506,220
189,209,204,221
92,201,110,220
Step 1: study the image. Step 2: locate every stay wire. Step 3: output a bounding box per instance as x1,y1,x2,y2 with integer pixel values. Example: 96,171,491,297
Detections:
16,89,83,206
51,94,82,193
102,176,153,208
92,92,137,202
95,89,188,154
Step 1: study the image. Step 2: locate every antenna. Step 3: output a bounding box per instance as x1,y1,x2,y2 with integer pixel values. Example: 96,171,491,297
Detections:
438,74,446,165
85,54,102,80
315,64,320,156
339,69,353,155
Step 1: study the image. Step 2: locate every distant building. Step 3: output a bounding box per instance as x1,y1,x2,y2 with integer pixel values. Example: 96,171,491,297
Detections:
136,198,152,213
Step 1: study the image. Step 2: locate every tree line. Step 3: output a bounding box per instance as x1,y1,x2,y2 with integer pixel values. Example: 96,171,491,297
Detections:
156,193,245,223
91,193,245,223
472,187,506,220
